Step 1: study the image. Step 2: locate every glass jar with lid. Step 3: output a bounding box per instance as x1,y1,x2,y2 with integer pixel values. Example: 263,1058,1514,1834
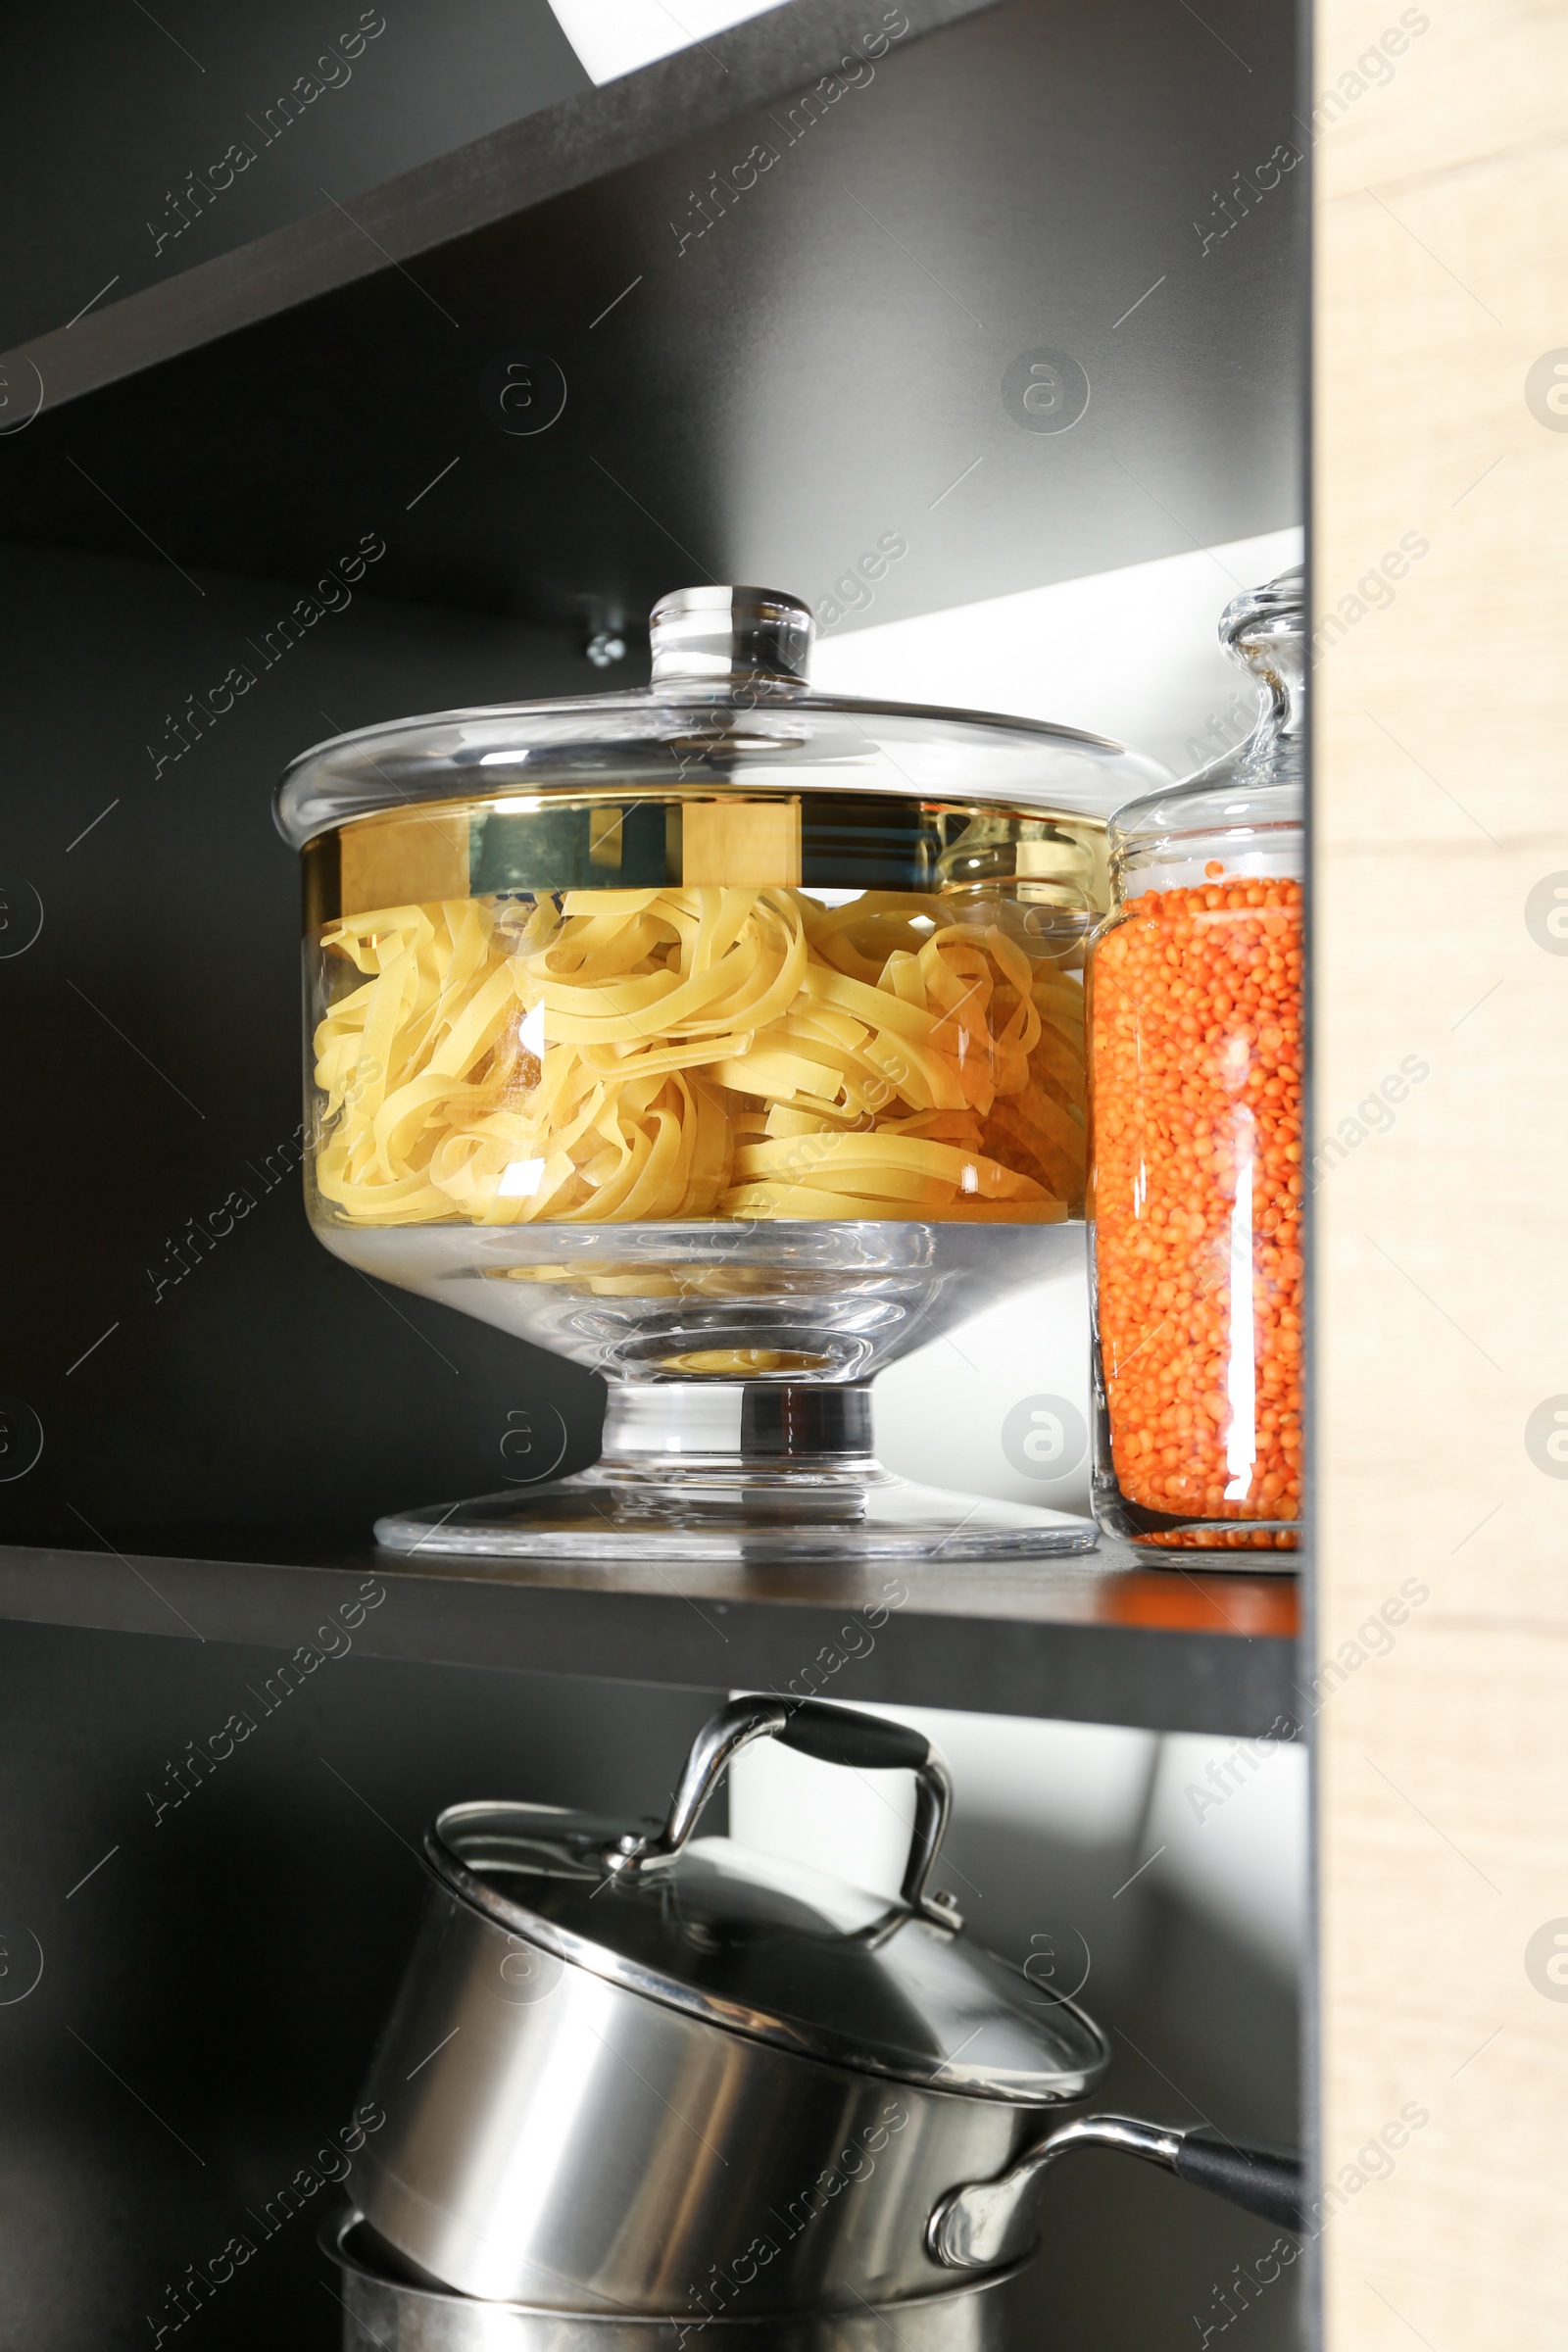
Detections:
274,585,1164,1561
1087,568,1304,1555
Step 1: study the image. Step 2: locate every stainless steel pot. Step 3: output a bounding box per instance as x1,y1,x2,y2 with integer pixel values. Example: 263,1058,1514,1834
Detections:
320,2208,1021,2351
352,1699,1299,2321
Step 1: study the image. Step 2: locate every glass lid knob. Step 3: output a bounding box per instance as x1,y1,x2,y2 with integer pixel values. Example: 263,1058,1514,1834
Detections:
1218,566,1304,739
649,584,814,686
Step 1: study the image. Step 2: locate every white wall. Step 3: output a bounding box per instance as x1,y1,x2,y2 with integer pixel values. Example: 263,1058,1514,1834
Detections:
812,526,1304,780
728,1700,1305,1998
875,1242,1095,1517
828,525,1305,1524
546,0,796,83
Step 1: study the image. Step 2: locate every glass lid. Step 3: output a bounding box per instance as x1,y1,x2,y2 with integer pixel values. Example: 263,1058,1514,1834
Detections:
428,1796,1107,2107
1107,566,1304,871
273,585,1166,850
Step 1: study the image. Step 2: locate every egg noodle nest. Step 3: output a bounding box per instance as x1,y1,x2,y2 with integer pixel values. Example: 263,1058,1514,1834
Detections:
312,887,1086,1225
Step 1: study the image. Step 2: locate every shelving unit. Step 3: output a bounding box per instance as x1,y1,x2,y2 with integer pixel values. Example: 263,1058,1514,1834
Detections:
0,1528,1299,1734
2,0,1554,2339
0,8,1315,2344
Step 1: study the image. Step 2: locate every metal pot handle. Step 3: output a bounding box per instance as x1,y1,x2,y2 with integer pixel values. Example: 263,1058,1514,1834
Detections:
606,1695,959,1927
926,2114,1304,2270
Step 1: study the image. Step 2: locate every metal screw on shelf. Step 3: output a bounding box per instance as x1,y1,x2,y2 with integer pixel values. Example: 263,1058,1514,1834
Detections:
586,631,627,668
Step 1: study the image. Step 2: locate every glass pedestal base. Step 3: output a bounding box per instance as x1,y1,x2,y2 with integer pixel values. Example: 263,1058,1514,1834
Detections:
375,1383,1097,1564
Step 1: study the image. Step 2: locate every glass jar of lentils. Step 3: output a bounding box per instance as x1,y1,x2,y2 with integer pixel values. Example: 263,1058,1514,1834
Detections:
1088,569,1304,1554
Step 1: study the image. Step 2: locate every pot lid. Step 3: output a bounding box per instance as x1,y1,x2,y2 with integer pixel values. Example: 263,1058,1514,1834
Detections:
273,585,1166,850
425,1697,1108,2107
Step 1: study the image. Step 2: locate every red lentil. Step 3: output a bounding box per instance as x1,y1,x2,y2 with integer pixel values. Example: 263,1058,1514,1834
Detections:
1089,876,1303,1549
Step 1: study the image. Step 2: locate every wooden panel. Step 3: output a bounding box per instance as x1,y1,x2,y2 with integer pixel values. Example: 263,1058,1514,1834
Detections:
1313,1,1568,2344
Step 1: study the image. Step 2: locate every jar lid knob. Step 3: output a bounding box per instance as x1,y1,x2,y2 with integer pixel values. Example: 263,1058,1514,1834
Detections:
1218,565,1304,676
649,585,814,686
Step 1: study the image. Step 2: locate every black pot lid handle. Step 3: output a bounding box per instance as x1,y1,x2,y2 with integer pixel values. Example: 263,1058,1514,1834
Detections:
606,1695,960,1928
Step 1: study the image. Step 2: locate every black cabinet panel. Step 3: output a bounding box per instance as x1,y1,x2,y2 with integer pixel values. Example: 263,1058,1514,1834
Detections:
0,0,590,350
1,0,1301,636
0,1619,1299,2351
0,1620,715,2350
0,546,607,1543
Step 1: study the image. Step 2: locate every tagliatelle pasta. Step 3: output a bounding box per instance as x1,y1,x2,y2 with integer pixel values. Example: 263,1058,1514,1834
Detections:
310,887,1087,1225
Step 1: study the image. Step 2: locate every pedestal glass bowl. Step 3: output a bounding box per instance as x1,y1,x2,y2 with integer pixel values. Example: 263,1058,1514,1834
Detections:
274,587,1165,1560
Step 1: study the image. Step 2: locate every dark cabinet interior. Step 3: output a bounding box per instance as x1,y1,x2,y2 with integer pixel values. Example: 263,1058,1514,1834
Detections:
0,2,1305,2342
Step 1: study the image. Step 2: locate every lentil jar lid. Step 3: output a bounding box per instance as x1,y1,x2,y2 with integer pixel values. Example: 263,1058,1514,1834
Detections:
272,585,1167,851
1107,568,1304,876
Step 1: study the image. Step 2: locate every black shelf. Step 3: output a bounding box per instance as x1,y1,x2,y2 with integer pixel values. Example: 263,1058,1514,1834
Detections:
0,1528,1300,1737
0,0,1300,635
